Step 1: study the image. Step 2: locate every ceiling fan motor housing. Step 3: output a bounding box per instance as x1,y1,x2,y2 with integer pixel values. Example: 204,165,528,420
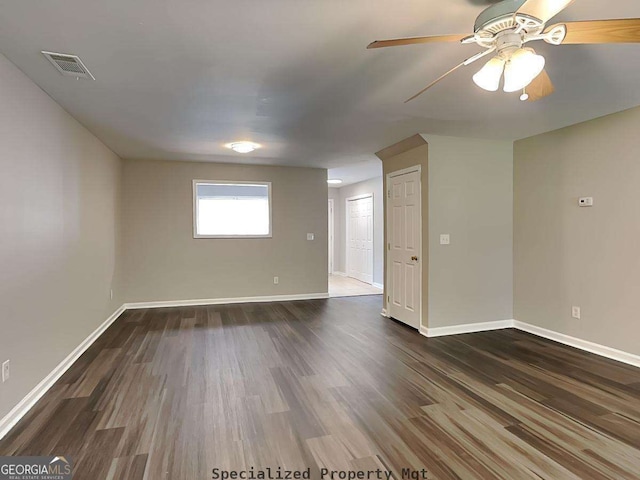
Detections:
496,32,524,56
474,0,542,34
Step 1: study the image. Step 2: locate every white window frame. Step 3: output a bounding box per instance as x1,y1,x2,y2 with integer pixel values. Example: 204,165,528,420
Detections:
192,179,273,239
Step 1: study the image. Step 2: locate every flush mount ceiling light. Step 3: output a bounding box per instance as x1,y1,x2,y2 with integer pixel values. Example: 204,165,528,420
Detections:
226,142,260,154
327,179,343,185
367,0,640,103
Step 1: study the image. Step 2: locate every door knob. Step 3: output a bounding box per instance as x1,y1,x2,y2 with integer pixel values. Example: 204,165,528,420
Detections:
411,256,419,261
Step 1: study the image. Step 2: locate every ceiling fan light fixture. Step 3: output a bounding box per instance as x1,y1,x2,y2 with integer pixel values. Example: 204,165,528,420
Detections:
472,56,506,92
503,48,546,93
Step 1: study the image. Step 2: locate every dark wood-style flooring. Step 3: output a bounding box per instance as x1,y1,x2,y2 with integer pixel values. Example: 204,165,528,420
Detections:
2,296,640,479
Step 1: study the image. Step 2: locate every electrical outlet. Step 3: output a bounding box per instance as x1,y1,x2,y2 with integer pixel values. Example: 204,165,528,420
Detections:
440,234,451,245
307,233,315,241
274,276,279,285
2,360,9,383
572,306,581,319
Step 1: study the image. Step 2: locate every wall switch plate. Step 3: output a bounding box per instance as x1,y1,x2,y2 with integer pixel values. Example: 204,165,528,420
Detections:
2,360,9,383
307,233,315,241
273,276,279,285
440,234,450,245
578,197,594,207
572,306,581,319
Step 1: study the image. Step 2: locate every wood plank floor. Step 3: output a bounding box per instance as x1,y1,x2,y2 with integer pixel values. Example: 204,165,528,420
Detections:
2,296,640,479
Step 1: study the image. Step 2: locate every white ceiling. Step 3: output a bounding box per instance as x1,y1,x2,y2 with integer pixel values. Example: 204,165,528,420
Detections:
1,0,639,169
328,159,382,188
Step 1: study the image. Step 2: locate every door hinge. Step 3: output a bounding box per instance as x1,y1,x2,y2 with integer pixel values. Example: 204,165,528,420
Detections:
388,243,390,250
387,189,391,198
387,296,390,302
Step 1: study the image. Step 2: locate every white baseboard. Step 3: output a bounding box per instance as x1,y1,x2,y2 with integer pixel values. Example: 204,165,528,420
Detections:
331,271,347,277
124,292,329,310
0,292,330,441
4,304,640,442
513,320,640,369
0,305,126,441
373,282,384,290
417,318,640,368
420,320,514,338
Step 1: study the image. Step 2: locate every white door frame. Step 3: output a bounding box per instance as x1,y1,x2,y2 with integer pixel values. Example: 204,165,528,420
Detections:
328,199,334,274
345,193,374,285
385,165,422,328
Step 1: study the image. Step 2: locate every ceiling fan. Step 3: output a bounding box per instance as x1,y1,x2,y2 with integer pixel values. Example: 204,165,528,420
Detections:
367,0,640,102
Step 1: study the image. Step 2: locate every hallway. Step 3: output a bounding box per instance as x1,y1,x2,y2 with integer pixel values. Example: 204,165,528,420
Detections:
329,274,383,298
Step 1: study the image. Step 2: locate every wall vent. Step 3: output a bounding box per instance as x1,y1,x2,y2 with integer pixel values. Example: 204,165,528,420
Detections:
42,51,95,80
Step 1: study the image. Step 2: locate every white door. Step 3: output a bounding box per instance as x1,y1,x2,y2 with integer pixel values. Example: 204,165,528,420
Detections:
347,195,373,284
387,169,421,329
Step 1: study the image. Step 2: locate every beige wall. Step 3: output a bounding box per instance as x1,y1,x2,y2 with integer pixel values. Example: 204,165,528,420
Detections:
121,159,328,303
331,176,384,285
378,134,513,331
514,106,640,356
0,53,123,421
379,139,430,326
426,135,513,328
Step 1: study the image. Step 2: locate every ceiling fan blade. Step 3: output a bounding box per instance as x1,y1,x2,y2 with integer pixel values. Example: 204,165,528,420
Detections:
548,18,640,44
404,62,466,103
367,34,468,49
526,69,555,101
515,0,575,24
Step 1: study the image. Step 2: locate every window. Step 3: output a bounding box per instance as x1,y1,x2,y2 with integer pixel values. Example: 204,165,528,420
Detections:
193,181,272,238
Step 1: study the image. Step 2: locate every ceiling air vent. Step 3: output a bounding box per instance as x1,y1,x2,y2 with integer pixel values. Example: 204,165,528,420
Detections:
42,51,95,80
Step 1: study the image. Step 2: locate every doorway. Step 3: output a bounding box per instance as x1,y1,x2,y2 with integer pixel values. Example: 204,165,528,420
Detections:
346,194,374,285
386,166,422,329
328,199,334,274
